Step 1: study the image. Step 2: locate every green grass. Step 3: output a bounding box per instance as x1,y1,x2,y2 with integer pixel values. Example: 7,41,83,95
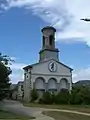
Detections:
43,111,90,120
23,103,90,113
0,110,35,120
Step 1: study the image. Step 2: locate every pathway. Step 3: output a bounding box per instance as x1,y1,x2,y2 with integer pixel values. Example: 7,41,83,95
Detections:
41,108,90,116
2,100,54,120
1,100,90,120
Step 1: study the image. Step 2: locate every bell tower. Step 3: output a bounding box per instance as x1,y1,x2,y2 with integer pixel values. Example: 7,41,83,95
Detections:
39,26,59,62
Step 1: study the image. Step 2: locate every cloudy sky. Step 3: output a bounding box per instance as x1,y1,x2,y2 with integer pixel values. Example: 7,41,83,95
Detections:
0,0,90,83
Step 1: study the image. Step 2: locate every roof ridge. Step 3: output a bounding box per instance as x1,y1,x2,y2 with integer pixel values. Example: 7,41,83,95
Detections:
23,58,73,71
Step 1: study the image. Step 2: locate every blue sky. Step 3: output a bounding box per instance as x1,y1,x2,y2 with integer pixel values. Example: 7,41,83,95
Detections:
0,0,90,83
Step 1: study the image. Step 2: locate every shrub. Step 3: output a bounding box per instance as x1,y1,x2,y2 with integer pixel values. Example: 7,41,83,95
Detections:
79,87,90,105
30,89,38,102
38,87,90,105
55,89,70,104
70,92,83,105
38,89,70,105
38,98,43,104
41,91,52,104
50,92,56,104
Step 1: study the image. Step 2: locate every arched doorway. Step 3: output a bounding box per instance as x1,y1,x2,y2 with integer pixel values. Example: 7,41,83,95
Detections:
34,77,45,98
48,78,57,93
60,78,68,90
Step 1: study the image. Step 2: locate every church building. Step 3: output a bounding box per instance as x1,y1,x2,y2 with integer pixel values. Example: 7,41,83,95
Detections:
23,26,73,102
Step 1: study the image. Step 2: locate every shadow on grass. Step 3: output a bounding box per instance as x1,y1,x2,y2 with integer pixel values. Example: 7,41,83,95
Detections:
0,110,35,120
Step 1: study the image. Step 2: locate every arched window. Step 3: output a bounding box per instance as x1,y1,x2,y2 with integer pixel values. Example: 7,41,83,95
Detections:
60,78,68,90
48,78,57,90
35,77,45,90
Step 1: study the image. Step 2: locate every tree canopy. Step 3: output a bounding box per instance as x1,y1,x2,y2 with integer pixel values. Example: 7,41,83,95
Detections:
0,53,13,100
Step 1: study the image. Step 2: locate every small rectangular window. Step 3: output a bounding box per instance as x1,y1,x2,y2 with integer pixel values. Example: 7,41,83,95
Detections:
49,35,53,46
43,36,45,46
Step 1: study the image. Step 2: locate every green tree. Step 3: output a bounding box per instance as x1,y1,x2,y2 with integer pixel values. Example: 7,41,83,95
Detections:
0,53,13,101
79,86,90,105
70,86,90,105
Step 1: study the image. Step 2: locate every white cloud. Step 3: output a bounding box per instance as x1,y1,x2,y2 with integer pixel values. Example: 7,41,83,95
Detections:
8,62,26,83
72,67,90,83
1,0,90,83
10,57,18,61
9,63,26,70
1,0,90,46
9,71,24,84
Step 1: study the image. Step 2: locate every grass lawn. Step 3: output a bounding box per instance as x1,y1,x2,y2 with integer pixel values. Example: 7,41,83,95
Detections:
0,110,35,120
23,103,90,113
43,111,90,120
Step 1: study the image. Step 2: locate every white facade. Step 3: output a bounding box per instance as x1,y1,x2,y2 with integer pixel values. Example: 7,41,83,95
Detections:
23,26,73,102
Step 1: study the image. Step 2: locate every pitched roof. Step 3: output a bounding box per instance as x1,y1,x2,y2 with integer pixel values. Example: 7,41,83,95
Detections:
23,58,73,71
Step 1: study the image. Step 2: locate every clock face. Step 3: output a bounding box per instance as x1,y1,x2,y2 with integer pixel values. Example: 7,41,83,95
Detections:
48,61,57,72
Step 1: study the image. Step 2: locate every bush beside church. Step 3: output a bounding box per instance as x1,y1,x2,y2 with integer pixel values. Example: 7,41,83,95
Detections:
30,86,90,105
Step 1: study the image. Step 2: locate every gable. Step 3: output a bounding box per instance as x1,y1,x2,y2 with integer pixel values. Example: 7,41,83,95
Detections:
26,59,72,76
